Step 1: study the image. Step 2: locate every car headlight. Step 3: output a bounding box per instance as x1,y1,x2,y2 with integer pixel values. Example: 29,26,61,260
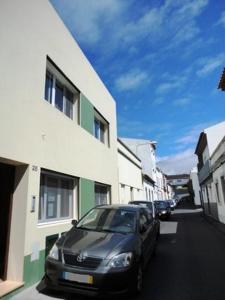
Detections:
161,210,167,214
109,252,133,268
48,243,59,260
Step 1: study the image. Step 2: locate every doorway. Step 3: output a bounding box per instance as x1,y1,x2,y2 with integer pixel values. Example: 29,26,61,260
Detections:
0,162,15,281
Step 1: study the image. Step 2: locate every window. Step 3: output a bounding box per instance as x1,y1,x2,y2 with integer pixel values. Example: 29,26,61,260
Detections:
94,110,109,145
39,172,75,223
130,187,134,201
221,176,225,203
145,187,148,200
95,183,110,206
44,59,79,120
215,182,220,204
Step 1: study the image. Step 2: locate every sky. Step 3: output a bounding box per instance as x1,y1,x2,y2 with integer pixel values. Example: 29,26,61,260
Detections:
51,0,225,174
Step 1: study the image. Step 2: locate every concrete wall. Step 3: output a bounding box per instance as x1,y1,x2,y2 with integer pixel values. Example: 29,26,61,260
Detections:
0,0,119,288
211,137,225,224
205,122,225,156
190,167,201,206
117,140,143,203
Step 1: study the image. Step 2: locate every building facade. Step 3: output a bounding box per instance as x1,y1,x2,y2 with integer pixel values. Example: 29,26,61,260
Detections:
189,167,201,207
117,139,143,203
166,174,190,200
120,138,157,201
210,137,225,223
0,0,118,297
195,122,225,221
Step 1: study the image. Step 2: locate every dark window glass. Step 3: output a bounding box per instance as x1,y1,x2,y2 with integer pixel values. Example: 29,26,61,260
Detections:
94,119,100,139
64,88,73,119
55,81,64,112
45,72,53,103
95,184,109,206
46,177,58,219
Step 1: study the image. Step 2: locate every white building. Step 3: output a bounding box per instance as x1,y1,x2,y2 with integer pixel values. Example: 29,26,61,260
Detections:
117,139,143,203
121,138,157,201
0,0,118,297
190,167,201,206
210,136,225,223
195,121,225,221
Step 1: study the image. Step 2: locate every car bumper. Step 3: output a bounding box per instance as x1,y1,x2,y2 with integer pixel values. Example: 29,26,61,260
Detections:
44,258,137,296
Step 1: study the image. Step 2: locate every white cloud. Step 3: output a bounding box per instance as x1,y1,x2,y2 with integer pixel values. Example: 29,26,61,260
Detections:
197,53,224,77
153,97,164,105
214,11,225,27
115,69,150,91
175,121,216,147
157,148,197,175
173,97,191,106
51,0,126,46
156,75,187,94
52,0,209,54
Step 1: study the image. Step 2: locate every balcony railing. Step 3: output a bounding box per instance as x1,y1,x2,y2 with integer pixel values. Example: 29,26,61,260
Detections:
198,160,211,184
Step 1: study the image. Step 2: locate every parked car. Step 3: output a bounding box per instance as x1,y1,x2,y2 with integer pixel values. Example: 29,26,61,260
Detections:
42,204,160,296
154,200,171,220
129,200,156,218
167,199,176,210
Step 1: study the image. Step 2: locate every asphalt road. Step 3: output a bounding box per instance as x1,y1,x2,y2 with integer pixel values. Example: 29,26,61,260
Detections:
13,201,225,300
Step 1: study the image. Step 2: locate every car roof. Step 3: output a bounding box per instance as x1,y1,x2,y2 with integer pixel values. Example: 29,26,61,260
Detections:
129,200,152,204
96,204,144,212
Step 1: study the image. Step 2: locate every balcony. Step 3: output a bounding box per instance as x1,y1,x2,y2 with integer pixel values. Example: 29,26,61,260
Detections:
198,160,211,184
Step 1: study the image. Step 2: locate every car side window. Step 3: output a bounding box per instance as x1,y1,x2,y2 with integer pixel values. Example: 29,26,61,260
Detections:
139,209,149,232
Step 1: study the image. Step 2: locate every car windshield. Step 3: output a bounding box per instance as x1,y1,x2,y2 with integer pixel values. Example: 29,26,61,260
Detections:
155,201,168,209
77,208,136,234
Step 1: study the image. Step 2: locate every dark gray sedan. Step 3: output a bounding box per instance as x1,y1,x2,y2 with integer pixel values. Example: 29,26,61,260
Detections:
42,204,160,296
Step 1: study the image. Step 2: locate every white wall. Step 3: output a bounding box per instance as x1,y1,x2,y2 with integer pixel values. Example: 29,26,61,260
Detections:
205,121,225,156
0,0,119,281
117,140,143,203
190,167,201,206
120,138,157,182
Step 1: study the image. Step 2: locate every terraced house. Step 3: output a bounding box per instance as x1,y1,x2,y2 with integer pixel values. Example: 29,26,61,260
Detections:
0,0,118,297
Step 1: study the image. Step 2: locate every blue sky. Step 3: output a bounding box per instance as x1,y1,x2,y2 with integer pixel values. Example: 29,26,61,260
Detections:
51,0,224,174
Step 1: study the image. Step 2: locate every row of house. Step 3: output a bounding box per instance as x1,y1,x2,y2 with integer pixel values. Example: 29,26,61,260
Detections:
0,1,172,298
191,68,225,224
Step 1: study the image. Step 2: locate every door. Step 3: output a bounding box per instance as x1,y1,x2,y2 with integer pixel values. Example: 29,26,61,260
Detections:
0,162,15,280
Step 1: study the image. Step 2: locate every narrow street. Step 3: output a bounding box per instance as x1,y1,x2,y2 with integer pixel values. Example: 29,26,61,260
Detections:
13,200,225,300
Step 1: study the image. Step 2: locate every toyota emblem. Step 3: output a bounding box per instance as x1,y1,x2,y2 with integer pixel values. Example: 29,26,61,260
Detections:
77,254,85,262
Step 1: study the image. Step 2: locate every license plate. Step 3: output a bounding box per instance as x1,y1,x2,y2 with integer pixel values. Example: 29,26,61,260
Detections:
62,272,93,284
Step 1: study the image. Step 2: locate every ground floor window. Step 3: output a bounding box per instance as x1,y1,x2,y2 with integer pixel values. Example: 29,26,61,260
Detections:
95,183,110,206
221,176,225,203
39,171,75,223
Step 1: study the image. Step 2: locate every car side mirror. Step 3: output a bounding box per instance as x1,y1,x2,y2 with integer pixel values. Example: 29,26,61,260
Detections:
71,219,78,226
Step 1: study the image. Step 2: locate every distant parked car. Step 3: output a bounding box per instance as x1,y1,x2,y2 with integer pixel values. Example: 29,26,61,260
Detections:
129,200,156,218
154,201,171,220
43,204,160,296
167,199,176,210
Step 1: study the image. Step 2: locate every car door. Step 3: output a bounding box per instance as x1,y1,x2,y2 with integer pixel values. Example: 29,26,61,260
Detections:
139,208,153,267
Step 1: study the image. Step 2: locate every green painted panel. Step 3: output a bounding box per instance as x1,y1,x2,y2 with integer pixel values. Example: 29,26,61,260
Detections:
23,250,45,288
80,94,94,135
80,178,94,217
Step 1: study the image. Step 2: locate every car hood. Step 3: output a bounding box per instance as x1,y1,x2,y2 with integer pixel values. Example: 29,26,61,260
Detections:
60,228,136,259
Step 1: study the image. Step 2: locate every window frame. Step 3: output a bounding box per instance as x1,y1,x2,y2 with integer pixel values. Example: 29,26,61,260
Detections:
38,171,76,224
44,58,80,122
94,182,111,206
93,109,109,146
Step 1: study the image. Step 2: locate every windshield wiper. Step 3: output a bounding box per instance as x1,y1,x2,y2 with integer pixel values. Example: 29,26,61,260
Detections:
77,226,95,231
